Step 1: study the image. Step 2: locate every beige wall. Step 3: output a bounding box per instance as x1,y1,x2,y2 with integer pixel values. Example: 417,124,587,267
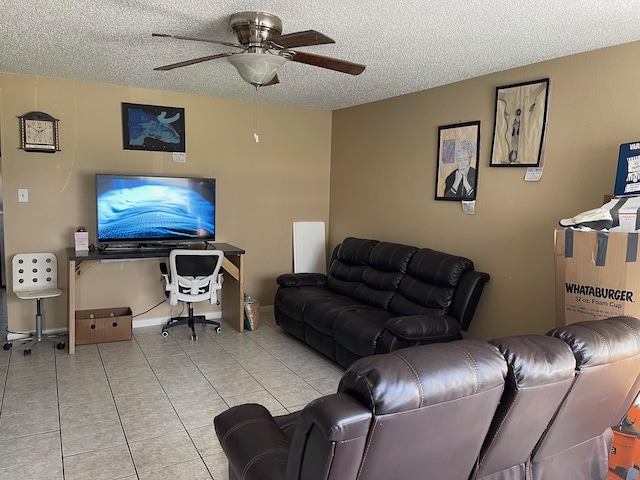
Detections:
330,40,640,340
3,39,640,341
0,74,332,333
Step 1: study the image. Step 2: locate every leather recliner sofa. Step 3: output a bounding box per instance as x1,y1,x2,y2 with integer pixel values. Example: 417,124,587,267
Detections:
214,316,640,480
274,237,490,368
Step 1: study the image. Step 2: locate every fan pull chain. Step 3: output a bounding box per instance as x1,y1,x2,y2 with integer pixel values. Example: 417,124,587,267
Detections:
253,86,259,143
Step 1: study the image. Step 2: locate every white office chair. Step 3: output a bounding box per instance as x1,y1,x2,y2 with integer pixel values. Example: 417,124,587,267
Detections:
160,249,224,340
5,253,65,355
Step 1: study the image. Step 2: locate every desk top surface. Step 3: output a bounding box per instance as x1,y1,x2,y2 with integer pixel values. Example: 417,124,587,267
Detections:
66,243,245,261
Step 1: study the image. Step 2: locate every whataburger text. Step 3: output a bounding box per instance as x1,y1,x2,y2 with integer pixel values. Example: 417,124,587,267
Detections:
565,283,633,302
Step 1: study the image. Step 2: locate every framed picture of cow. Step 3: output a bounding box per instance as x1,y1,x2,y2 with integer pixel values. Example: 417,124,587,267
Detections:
489,78,550,167
121,102,186,152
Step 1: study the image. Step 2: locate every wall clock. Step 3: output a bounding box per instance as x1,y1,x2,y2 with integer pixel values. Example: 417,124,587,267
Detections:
19,111,60,153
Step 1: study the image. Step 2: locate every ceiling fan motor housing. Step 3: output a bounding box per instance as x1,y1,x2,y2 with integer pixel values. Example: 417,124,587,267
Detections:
230,12,283,52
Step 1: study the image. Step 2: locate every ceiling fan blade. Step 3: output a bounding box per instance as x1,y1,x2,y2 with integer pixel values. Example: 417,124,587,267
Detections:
272,30,335,49
152,33,241,49
289,51,365,75
154,52,233,71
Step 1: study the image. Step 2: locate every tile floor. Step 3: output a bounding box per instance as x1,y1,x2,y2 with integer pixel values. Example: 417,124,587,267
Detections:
0,300,345,480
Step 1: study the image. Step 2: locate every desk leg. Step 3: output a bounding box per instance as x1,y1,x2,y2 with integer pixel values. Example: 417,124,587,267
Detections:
68,259,76,354
221,254,244,332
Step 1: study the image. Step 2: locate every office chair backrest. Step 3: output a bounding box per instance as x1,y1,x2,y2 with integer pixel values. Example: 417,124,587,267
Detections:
167,249,224,305
13,253,59,294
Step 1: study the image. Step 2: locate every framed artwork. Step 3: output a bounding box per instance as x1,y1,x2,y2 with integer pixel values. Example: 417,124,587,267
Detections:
490,78,550,167
121,102,185,152
435,121,480,201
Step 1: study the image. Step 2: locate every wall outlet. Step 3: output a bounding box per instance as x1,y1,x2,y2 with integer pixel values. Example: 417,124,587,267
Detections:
18,189,28,202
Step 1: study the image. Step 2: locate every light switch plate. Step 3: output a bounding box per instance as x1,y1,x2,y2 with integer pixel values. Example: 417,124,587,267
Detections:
18,189,28,202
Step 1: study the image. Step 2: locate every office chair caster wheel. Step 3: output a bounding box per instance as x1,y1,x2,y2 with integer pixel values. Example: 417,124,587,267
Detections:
215,327,222,334
161,330,169,338
3,342,11,350
24,348,31,356
56,342,65,350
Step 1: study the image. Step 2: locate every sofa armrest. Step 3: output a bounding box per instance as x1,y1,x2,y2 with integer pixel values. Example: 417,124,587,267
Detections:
277,273,327,287
384,315,462,342
287,394,372,480
448,270,490,331
214,403,290,480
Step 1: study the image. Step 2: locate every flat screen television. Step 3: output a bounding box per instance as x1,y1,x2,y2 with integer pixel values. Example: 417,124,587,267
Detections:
95,174,216,245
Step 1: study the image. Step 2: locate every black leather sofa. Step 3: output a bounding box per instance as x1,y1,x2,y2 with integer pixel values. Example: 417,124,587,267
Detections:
215,316,640,480
274,237,490,367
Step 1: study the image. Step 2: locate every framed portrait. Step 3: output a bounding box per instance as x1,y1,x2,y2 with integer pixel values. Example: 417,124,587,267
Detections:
489,78,550,167
435,121,480,201
121,102,185,152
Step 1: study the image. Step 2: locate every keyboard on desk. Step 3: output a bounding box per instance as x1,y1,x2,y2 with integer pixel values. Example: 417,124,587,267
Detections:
102,247,174,255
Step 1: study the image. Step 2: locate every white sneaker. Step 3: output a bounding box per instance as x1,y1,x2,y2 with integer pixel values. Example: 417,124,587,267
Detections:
559,207,613,229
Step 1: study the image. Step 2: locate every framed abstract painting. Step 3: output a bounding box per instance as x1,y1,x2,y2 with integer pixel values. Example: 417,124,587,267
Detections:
122,102,185,152
489,78,550,167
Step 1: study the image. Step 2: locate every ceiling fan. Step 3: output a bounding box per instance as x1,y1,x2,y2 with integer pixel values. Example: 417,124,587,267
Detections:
152,11,366,87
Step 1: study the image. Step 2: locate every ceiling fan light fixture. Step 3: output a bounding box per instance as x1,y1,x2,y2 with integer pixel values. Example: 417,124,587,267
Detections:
227,53,287,87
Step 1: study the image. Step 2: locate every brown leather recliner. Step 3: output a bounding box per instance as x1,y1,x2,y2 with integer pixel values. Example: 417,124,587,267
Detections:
470,335,577,480
530,316,640,480
214,316,640,480
214,340,508,480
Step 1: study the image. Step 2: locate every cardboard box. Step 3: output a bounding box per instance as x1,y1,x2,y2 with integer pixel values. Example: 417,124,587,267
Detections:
555,229,640,325
614,141,640,196
75,307,132,344
610,196,640,232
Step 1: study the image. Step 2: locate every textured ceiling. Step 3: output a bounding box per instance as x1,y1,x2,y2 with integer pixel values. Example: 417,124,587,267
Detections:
1,0,640,110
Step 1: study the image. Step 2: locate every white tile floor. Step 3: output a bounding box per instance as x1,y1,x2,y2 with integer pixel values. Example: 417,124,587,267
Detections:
0,306,345,479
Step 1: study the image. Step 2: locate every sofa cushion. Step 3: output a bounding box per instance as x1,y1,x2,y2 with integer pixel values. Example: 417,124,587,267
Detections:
409,248,473,286
388,248,474,316
384,315,461,341
303,295,361,336
277,273,327,288
326,238,378,297
275,285,332,322
332,307,395,358
337,237,379,264
368,241,417,273
349,241,418,310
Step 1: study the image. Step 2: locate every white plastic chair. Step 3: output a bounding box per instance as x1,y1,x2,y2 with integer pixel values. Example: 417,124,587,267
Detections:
160,249,224,340
7,253,65,355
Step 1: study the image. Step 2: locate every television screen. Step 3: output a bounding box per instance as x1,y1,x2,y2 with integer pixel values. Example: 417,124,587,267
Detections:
96,174,216,245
